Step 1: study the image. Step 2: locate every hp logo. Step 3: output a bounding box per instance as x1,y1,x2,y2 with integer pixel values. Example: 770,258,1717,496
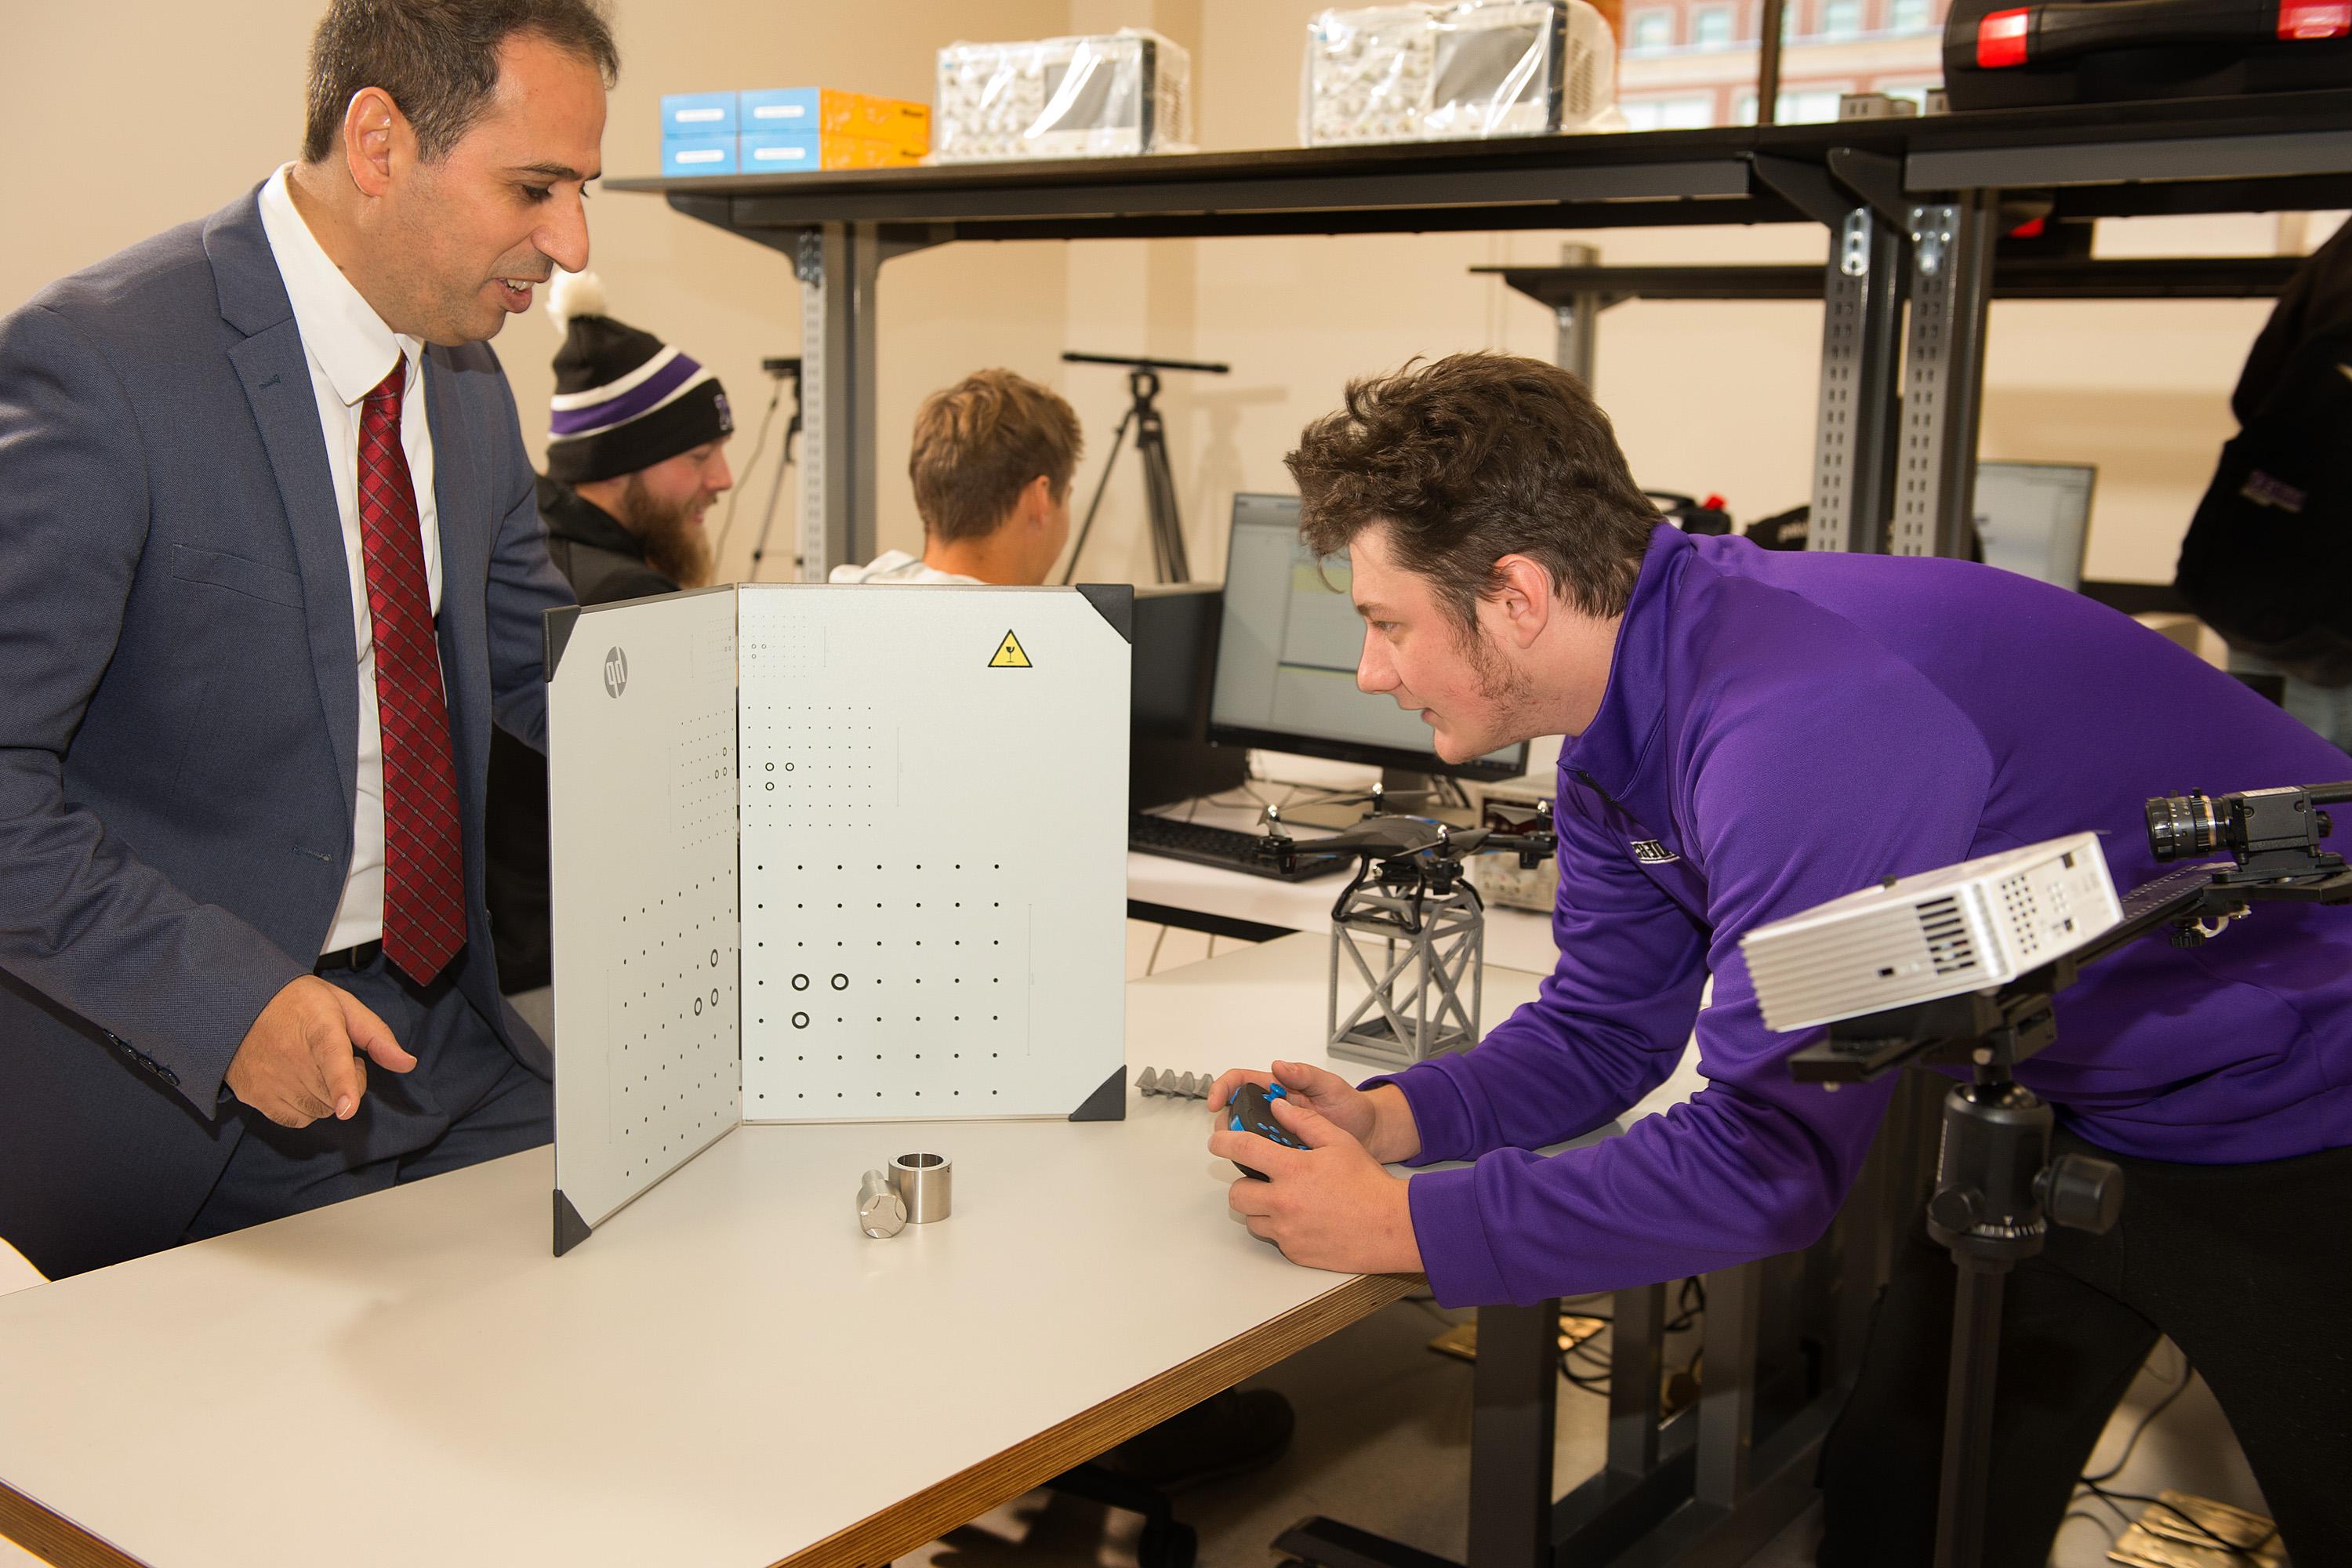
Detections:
603,645,629,698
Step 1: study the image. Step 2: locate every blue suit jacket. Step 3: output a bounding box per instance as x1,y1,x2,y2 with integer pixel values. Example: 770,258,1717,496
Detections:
0,186,575,1277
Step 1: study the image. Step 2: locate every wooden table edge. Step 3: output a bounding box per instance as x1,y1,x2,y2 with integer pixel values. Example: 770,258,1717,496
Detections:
0,1477,131,1568
0,1272,1425,1568
769,1269,1425,1568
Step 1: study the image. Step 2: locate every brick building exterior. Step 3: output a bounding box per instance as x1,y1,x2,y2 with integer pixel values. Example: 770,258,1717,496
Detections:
1613,0,1951,128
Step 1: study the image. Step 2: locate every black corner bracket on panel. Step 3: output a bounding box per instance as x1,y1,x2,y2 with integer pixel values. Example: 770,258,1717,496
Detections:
544,604,582,681
1069,1065,1128,1121
1075,583,1134,643
554,1189,592,1256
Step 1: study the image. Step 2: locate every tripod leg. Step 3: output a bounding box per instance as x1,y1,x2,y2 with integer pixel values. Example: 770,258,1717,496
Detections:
1934,1258,2005,1568
746,415,800,583
1058,406,1135,584
1134,413,1190,584
1154,437,1189,582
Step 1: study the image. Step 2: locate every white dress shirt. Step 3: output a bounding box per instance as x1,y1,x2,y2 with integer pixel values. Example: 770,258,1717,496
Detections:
256,165,445,956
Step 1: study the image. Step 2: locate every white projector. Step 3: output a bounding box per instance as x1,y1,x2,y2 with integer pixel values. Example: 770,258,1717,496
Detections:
1740,833,2123,1034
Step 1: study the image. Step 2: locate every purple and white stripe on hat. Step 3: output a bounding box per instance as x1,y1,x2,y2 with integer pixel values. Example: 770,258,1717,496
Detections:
547,347,717,441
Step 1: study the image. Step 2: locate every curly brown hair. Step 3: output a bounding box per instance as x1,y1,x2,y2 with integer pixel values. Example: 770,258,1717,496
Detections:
1283,352,1657,632
909,369,1085,544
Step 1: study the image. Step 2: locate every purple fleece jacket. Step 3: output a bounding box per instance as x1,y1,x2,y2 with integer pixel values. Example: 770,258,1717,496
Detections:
1376,527,2352,1308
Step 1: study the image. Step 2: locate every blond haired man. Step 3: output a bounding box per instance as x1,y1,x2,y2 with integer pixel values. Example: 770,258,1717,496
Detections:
831,368,1083,586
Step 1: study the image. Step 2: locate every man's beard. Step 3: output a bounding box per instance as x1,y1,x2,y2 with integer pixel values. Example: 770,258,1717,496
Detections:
617,474,716,589
1457,619,1537,748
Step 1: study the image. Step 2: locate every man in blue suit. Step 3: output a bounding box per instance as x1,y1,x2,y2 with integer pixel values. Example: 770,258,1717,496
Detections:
0,0,619,1277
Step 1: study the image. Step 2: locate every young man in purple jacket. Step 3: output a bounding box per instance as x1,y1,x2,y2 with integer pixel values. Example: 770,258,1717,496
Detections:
1207,353,2351,1564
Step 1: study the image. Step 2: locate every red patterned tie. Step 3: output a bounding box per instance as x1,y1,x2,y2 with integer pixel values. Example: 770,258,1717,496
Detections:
358,361,467,985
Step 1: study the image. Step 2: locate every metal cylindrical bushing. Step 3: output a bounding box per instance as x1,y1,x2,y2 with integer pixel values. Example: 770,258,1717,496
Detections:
857,1167,906,1238
890,1152,953,1224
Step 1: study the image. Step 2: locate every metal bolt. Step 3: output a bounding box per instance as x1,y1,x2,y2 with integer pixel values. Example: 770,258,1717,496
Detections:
857,1168,906,1239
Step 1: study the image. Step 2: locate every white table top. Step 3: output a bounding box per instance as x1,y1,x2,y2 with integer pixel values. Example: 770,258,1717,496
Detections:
0,935,1553,1568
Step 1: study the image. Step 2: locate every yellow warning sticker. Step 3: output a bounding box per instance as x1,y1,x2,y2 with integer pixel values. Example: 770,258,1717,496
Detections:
988,630,1032,669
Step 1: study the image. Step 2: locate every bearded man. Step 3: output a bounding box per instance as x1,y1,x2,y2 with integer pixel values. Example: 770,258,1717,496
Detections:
483,270,733,1033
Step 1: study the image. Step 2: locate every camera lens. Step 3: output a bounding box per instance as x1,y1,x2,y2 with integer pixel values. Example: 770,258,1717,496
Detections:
2146,792,2219,862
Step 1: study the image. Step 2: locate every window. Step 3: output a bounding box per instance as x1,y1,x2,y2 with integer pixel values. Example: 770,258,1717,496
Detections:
1780,0,1803,40
1629,8,1676,49
1820,0,1864,35
1889,0,1936,29
1780,86,1849,122
1620,93,1719,132
1734,85,1852,123
1693,5,1737,46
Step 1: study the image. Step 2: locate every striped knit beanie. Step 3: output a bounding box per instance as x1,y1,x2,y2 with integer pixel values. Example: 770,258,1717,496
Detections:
543,271,731,484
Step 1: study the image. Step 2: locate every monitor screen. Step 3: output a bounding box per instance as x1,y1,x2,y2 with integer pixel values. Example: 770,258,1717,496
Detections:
1132,584,1220,741
1130,583,1247,811
1972,462,2096,592
1207,493,1529,780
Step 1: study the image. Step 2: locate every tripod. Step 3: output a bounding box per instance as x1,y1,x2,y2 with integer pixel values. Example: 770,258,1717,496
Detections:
1059,351,1229,585
716,355,801,583
1792,782,2352,1568
1912,998,2122,1568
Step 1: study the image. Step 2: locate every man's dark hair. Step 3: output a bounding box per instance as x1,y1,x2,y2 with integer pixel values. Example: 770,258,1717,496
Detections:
1284,352,1658,631
909,369,1085,544
303,0,619,165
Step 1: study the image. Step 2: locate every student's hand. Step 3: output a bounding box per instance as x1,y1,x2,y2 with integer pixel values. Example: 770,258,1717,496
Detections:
1211,1095,1425,1275
1207,1058,1422,1164
224,977,416,1128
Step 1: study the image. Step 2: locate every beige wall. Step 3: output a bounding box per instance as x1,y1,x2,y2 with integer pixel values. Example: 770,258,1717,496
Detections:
3,1,2331,587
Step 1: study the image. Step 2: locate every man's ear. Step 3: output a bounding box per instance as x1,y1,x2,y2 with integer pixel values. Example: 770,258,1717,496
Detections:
1022,474,1055,528
343,87,406,198
1488,554,1555,650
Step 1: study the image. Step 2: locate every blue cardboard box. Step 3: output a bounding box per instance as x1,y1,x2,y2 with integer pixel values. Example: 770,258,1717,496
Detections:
739,131,819,172
661,134,739,178
659,92,737,136
739,88,820,131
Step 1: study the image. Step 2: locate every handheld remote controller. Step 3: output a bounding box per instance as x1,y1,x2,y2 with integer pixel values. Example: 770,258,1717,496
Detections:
1228,1081,1309,1181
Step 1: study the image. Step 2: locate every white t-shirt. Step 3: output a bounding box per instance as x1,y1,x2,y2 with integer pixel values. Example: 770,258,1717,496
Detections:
826,550,981,585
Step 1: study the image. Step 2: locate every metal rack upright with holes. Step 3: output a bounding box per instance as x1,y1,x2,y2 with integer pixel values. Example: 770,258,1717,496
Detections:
608,86,2352,1568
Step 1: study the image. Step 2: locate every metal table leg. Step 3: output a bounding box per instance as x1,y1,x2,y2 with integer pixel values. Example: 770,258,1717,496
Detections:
1468,1301,1562,1568
791,221,935,579
1808,205,1907,554
1892,191,1999,560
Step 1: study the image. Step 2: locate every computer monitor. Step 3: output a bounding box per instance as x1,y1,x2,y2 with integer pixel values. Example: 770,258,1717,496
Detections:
1972,462,2096,591
1130,584,1248,811
1207,493,1530,782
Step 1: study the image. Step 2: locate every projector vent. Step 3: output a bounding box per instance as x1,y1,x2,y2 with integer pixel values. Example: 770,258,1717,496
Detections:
1917,895,1977,975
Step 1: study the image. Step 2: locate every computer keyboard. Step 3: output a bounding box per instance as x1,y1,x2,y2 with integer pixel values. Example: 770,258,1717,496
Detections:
1127,813,1352,881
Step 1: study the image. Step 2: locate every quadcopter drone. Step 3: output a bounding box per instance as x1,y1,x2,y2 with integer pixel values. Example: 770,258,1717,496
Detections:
1258,800,1559,934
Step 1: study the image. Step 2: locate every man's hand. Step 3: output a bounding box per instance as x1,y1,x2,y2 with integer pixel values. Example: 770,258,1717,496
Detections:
223,977,415,1128
1207,1058,1422,1164
1209,1095,1425,1275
